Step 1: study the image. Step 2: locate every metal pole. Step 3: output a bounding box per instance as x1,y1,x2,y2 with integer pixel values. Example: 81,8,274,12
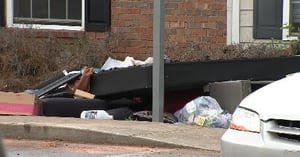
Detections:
152,0,165,122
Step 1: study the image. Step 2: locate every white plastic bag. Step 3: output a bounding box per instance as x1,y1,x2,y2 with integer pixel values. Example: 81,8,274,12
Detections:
80,110,113,120
174,96,231,128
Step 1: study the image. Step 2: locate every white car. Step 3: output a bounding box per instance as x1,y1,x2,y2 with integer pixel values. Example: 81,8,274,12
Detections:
221,73,300,157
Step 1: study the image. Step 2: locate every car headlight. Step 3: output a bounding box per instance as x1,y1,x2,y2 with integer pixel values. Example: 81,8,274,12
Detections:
229,107,261,133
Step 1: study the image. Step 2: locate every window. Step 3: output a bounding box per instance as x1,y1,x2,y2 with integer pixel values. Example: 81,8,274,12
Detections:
290,0,300,32
5,0,111,32
282,0,299,39
14,0,82,26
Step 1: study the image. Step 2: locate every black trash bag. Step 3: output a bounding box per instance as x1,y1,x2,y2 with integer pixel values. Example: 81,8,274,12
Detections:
106,107,134,120
130,111,178,124
40,97,108,117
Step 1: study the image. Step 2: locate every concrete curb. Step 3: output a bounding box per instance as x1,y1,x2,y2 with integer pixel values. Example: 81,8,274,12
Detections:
0,123,187,148
0,116,225,151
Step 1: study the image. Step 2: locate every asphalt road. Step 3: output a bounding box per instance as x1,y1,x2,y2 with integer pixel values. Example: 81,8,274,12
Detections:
3,138,220,157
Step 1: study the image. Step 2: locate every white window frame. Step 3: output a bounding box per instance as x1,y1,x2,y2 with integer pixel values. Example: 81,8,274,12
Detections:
283,0,298,40
6,0,85,31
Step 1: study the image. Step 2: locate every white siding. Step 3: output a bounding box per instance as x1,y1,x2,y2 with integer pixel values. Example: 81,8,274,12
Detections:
239,0,270,44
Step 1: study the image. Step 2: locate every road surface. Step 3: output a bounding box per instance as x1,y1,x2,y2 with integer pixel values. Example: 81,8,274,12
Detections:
3,138,220,157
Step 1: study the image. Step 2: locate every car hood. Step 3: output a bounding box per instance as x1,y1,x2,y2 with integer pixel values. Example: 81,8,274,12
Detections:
239,73,300,121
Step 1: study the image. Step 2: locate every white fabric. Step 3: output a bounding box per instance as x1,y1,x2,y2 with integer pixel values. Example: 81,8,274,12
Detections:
101,56,153,71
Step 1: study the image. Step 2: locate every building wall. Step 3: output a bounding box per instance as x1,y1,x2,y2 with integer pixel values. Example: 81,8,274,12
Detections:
6,0,227,59
240,0,253,43
110,0,227,59
239,0,269,44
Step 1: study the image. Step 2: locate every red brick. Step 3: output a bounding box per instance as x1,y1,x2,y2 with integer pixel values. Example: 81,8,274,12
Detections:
114,47,126,54
111,20,121,27
141,8,152,15
188,22,203,29
216,37,226,43
119,40,130,48
127,8,141,14
68,31,84,38
95,32,108,39
118,14,142,20
208,16,226,23
189,29,207,36
165,15,177,22
208,3,226,10
62,31,70,38
166,9,182,15
124,33,140,40
193,16,208,22
141,34,153,41
85,32,96,40
138,40,153,47
166,3,178,9
35,30,49,38
6,0,227,59
126,47,144,54
127,40,143,47
203,23,217,29
207,30,217,37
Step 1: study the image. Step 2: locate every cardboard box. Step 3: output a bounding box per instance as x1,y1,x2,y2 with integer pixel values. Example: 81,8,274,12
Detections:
0,91,39,116
74,89,95,99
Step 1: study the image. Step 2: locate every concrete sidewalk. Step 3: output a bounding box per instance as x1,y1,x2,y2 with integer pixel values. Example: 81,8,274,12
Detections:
0,116,225,151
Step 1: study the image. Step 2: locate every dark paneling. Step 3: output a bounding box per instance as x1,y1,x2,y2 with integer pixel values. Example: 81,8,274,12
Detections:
253,0,283,39
85,0,111,32
0,0,4,26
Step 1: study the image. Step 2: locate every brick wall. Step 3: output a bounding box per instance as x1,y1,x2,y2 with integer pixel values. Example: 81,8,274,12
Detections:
7,0,227,60
108,0,227,59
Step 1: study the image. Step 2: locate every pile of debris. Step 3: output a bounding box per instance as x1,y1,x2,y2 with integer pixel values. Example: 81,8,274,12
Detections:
0,56,233,129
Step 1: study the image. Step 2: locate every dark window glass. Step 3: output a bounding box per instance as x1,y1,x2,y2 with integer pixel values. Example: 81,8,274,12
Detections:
68,0,81,20
292,0,300,32
13,0,84,26
50,0,66,19
32,0,48,18
14,0,31,18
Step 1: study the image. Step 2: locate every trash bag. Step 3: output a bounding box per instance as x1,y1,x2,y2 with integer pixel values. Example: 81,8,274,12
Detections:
174,96,232,128
106,107,134,120
202,111,232,128
130,111,178,124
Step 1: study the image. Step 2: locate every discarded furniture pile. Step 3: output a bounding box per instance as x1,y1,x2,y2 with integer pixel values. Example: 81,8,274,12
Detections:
1,56,300,128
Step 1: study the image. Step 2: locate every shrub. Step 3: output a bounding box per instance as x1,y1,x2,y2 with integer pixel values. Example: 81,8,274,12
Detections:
0,28,115,92
165,41,295,62
0,28,297,92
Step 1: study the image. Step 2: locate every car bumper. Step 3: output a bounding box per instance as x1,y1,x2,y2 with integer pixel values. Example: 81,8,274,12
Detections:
221,129,300,157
